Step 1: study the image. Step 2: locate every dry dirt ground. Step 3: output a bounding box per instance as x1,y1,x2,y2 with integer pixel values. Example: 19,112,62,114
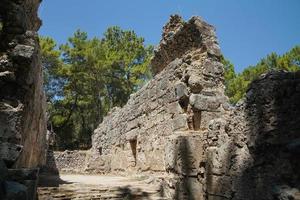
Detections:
38,174,167,200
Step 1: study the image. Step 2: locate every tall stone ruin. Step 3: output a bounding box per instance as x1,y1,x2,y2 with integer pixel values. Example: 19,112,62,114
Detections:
89,15,300,199
0,0,47,199
89,15,228,199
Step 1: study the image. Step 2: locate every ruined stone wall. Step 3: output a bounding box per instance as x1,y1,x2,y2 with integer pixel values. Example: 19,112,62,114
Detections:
89,15,229,199
44,150,88,174
207,71,300,200
0,0,47,199
0,0,47,168
89,15,300,200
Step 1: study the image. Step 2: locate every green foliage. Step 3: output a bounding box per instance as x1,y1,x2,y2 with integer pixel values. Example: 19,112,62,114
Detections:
41,27,153,149
40,36,64,101
224,46,300,104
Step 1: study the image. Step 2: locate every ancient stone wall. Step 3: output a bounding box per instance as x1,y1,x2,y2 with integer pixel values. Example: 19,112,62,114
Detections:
89,15,229,199
207,71,300,200
0,0,46,168
89,15,300,200
44,150,88,174
0,0,46,199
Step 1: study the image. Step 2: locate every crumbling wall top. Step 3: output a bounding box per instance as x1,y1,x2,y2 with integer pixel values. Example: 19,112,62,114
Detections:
151,14,221,74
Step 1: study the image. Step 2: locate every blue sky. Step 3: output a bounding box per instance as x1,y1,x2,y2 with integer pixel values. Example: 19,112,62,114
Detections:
39,0,300,72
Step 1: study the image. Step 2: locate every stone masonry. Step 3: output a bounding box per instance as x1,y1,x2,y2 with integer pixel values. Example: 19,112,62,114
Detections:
87,15,300,200
88,15,229,199
0,0,47,199
208,71,300,200
0,0,47,169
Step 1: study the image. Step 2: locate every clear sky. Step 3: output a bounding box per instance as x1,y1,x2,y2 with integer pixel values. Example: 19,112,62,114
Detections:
39,0,300,72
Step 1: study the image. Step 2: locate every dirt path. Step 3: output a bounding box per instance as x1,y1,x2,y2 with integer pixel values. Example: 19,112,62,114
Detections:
38,174,167,200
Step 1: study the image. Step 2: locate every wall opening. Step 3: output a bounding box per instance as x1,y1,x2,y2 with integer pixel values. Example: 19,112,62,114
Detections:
129,139,137,166
98,147,102,155
179,98,189,112
193,110,201,130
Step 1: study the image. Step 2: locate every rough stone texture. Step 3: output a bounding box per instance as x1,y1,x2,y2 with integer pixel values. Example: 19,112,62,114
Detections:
86,15,300,200
88,15,227,199
44,150,89,174
151,15,221,75
207,71,300,200
0,0,46,169
43,15,300,200
0,0,46,199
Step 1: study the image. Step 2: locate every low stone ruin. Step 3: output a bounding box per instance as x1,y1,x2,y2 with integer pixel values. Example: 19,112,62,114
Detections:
0,0,47,199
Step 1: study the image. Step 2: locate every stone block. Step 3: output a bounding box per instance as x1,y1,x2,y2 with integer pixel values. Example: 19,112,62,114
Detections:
0,142,23,167
206,175,232,198
12,44,35,61
0,71,16,82
125,128,138,141
167,102,184,115
0,102,22,143
8,168,39,181
5,181,28,200
188,74,203,93
172,114,188,131
165,134,204,175
189,94,221,111
173,176,205,200
174,82,188,100
0,160,8,199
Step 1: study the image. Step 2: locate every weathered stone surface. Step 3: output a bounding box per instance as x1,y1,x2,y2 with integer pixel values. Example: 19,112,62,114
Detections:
174,81,188,100
190,94,221,111
165,133,204,176
188,74,203,93
172,114,188,131
0,142,23,167
8,168,39,181
12,44,35,61
5,181,28,200
208,71,300,200
48,150,88,174
0,0,47,169
88,15,225,180
0,0,46,199
151,15,221,75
